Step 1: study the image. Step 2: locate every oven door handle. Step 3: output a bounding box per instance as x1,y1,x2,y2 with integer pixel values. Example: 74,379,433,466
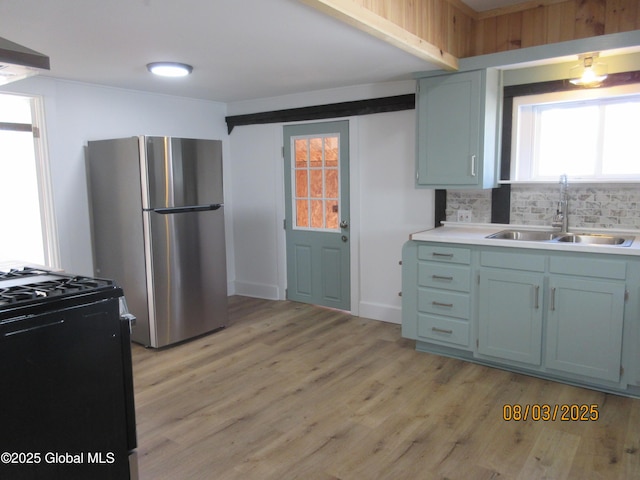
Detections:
4,319,64,337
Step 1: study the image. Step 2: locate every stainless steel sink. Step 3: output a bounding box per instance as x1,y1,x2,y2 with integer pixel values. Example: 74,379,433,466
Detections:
555,233,634,247
486,229,634,247
486,230,560,241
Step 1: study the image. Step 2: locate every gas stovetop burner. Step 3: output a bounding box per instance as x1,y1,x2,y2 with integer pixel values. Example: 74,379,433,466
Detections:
0,267,50,280
0,278,108,306
0,287,43,305
0,268,123,315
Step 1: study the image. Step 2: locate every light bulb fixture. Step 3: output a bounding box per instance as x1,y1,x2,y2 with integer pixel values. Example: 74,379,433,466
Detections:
569,53,607,87
146,62,193,77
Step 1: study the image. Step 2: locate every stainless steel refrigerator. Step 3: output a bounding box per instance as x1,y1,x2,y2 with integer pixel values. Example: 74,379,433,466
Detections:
86,136,227,348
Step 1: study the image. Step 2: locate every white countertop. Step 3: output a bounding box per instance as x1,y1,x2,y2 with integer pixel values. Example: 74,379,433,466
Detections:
409,222,640,256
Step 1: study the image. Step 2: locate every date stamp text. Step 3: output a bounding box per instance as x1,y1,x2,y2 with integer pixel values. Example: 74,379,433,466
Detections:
503,403,599,421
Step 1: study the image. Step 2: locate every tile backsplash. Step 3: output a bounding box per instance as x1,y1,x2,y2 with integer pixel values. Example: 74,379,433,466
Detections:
446,189,492,223
447,184,640,230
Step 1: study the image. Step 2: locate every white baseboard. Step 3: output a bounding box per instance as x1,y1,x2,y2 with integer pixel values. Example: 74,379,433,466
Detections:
358,301,401,324
230,285,401,325
233,280,280,300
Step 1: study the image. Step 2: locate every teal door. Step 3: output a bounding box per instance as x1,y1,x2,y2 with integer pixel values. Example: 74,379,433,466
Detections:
283,121,350,310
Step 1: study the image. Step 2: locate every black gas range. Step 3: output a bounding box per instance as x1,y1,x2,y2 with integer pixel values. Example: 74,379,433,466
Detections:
0,267,137,480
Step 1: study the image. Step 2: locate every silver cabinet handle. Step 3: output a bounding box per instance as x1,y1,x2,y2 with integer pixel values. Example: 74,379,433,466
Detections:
470,155,477,177
550,287,556,311
432,275,454,281
432,301,454,308
534,285,540,309
432,327,453,335
432,252,453,258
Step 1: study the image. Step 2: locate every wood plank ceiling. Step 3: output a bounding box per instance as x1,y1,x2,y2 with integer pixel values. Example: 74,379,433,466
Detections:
300,0,640,70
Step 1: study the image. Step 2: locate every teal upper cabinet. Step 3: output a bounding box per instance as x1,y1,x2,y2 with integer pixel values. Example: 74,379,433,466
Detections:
416,69,501,189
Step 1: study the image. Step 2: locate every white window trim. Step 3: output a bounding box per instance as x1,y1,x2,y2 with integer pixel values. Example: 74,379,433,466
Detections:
31,95,60,268
0,93,59,268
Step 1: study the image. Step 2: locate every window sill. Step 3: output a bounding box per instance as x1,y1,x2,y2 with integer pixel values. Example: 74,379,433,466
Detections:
500,179,640,186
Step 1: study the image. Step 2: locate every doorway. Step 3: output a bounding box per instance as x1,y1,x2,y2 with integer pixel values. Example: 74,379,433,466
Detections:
283,120,350,310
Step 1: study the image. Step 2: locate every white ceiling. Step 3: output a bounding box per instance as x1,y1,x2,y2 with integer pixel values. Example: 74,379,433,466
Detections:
0,0,523,103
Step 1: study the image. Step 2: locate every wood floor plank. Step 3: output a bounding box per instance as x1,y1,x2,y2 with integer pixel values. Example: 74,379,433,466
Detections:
518,428,581,479
133,296,640,479
623,397,640,477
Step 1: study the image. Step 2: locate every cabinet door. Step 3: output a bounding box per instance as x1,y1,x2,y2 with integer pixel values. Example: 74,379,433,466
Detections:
401,241,420,340
478,269,543,365
416,71,481,187
546,277,625,382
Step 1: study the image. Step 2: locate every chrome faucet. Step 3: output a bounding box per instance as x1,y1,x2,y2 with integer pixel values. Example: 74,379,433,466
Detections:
551,174,569,233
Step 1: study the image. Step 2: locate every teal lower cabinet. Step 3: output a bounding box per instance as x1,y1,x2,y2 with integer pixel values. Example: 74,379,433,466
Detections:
544,255,627,383
546,276,625,383
478,269,543,365
417,314,470,348
402,239,640,397
402,242,472,351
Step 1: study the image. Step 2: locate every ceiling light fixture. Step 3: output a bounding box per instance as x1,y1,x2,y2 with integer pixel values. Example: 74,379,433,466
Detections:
569,53,607,87
146,62,193,77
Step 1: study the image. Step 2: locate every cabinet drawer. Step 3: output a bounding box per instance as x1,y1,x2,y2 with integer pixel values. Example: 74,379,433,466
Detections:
418,262,470,292
418,245,471,265
418,288,470,319
417,314,470,347
481,250,545,272
549,256,626,280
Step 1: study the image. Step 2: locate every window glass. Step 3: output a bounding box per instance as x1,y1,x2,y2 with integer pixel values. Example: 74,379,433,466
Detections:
0,94,32,123
0,129,45,263
535,104,598,177
291,134,340,231
0,93,57,267
602,102,640,175
0,94,44,264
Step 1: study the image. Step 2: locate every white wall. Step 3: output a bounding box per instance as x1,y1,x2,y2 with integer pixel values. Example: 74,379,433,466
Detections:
356,110,434,323
229,123,285,299
228,82,434,323
1,77,230,277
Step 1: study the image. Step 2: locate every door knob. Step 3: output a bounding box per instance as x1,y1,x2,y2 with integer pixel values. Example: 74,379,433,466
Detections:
341,235,348,242
340,220,349,229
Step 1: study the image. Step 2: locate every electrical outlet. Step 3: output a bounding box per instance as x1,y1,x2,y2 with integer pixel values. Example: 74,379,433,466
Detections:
457,210,472,223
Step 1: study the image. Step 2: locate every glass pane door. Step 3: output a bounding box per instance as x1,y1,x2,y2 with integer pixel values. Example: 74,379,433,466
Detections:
292,134,340,231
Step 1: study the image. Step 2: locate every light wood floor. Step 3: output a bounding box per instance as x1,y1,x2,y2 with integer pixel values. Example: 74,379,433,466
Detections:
132,296,640,480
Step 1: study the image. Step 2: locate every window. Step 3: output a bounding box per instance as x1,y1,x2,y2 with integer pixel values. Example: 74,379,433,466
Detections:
510,83,640,182
291,134,340,231
0,93,59,267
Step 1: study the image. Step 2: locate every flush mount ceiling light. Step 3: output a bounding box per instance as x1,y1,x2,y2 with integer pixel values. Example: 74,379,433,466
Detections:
569,53,608,87
146,62,193,77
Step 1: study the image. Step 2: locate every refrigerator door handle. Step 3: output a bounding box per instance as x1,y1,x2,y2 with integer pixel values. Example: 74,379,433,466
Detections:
150,204,223,214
